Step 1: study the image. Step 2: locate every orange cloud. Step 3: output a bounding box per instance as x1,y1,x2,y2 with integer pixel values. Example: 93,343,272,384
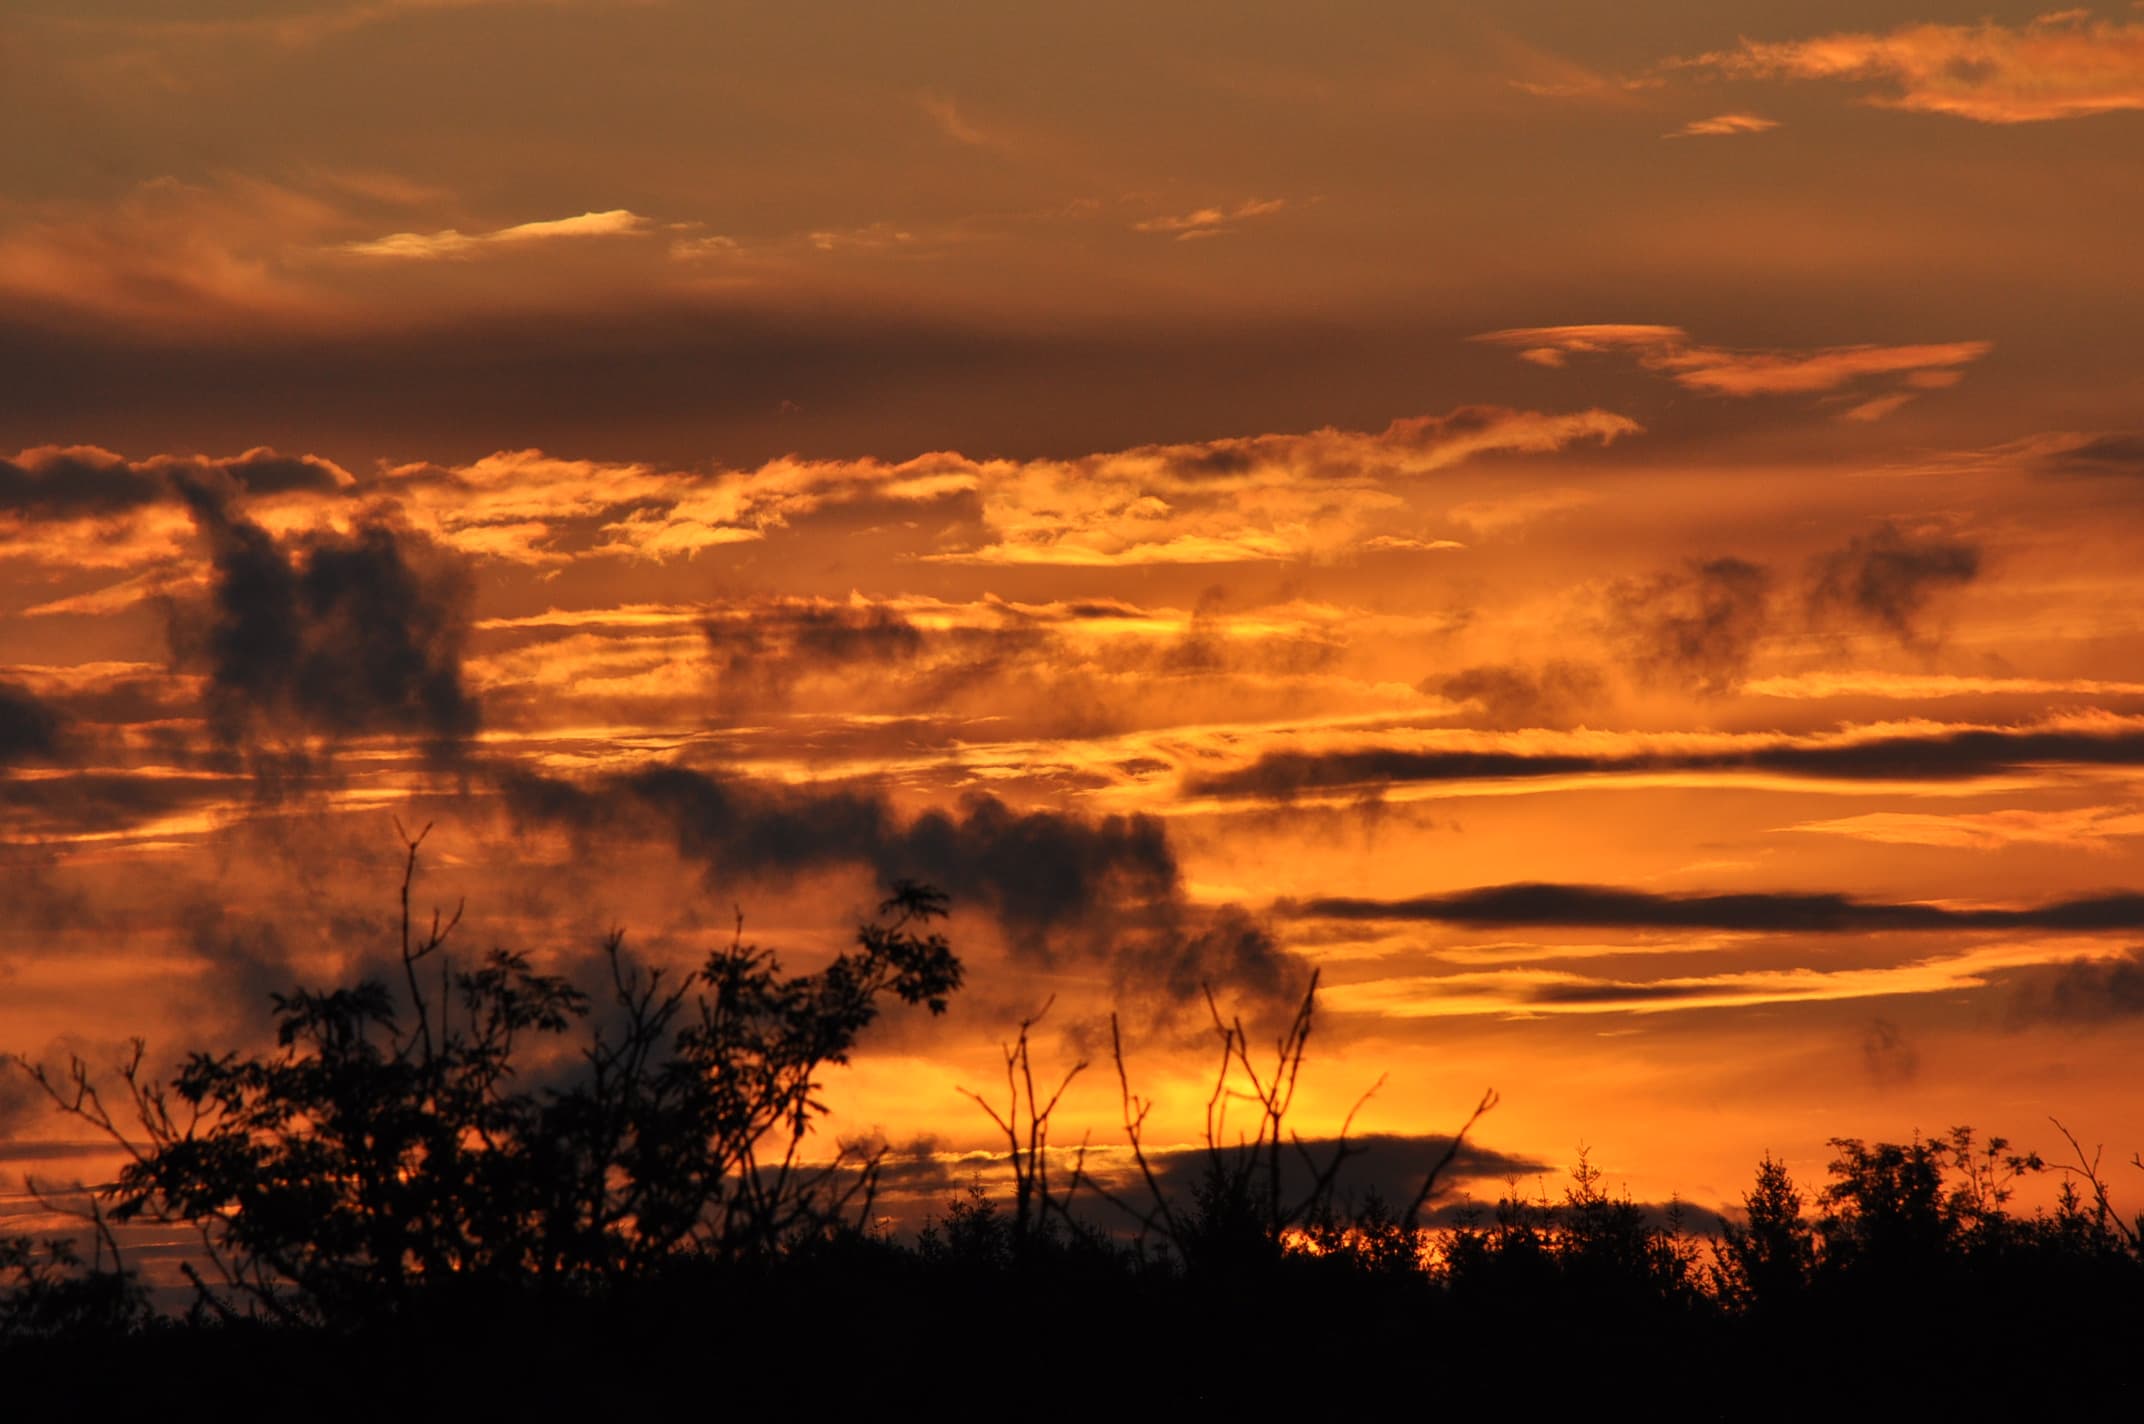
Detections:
1475,323,1990,408
1663,113,1779,138
50,0,642,52
1787,805,2144,852
421,409,1634,568
917,91,1017,152
0,175,347,327
4,410,1636,581
931,406,1638,567
1133,198,1288,240
1675,14,2144,124
341,209,652,260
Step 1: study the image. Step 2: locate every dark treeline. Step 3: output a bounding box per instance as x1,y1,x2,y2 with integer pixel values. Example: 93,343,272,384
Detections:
4,843,2140,1416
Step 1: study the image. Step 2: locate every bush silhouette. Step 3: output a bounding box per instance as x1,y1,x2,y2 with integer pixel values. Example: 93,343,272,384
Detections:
15,827,960,1324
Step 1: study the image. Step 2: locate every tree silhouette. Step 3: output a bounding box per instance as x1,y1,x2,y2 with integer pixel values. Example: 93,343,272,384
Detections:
1713,1153,1815,1316
14,825,961,1323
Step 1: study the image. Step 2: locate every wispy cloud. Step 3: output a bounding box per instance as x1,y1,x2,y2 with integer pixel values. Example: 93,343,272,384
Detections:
1669,14,2144,124
341,208,652,260
929,405,1637,568
1663,112,1778,138
52,0,645,52
1179,712,2144,803
1133,198,1288,240
917,92,1014,152
1475,322,1990,411
1787,805,2144,852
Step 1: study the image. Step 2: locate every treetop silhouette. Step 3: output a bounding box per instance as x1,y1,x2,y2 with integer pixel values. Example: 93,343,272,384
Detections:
15,824,960,1323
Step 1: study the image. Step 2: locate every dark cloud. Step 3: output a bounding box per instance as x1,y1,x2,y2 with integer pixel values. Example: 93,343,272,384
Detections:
1163,586,1233,673
0,446,347,519
167,488,478,763
2042,433,2144,476
1117,902,1300,1006
1289,882,2144,933
702,600,934,709
2003,948,2144,1024
501,763,1304,1003
0,1067,42,1141
0,769,245,841
174,902,311,1036
1184,722,2144,800
1526,980,1718,1006
1861,1019,1919,1086
0,307,1571,487
1609,556,1771,696
1806,522,1980,645
1138,1133,1552,1215
0,681,63,767
703,598,1075,716
1426,660,1608,729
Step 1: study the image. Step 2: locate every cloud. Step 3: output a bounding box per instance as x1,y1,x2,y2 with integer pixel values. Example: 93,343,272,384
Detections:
1964,430,2144,479
1609,557,1772,696
3,408,1635,577
1136,1132,1551,1212
0,445,352,520
1475,324,1990,405
701,598,936,710
1664,113,1779,138
1288,882,2144,934
1861,1019,1919,1086
501,763,1306,1004
917,92,1014,152
2004,949,2144,1023
166,484,479,764
0,445,358,583
1787,805,2144,852
340,209,653,260
59,0,630,52
1425,661,1608,729
1805,522,1980,646
0,767,247,844
369,448,980,564
1133,198,1288,240
1118,902,1300,1008
1672,15,2144,124
0,681,64,768
1840,393,1916,424
1180,715,2144,802
1745,672,2144,702
2050,432,2144,476
932,405,1638,568
0,174,347,327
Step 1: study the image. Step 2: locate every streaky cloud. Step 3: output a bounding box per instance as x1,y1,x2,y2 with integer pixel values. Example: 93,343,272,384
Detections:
1183,717,2144,801
1288,882,2144,933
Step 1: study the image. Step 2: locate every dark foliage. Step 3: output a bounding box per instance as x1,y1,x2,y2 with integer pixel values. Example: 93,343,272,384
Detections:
10,827,959,1326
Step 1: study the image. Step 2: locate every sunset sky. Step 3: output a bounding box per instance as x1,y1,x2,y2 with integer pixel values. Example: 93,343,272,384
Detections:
5,1,2144,1229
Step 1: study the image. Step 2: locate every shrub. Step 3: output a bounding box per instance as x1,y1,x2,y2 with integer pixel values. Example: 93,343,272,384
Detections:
15,827,960,1324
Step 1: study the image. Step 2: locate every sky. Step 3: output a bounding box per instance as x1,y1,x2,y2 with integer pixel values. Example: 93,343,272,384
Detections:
4,1,2144,1233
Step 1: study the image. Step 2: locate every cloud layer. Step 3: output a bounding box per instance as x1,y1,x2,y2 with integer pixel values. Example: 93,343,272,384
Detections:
1676,16,2144,124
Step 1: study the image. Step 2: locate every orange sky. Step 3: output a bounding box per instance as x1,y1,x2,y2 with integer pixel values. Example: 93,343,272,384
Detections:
4,1,2144,1228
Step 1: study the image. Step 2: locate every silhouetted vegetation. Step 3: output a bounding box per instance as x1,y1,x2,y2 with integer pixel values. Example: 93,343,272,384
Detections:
5,841,2141,1413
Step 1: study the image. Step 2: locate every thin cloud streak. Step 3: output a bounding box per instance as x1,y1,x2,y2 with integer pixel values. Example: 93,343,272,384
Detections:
1474,324,1990,402
1291,882,2144,934
341,209,653,260
1182,716,2144,801
1663,113,1779,138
